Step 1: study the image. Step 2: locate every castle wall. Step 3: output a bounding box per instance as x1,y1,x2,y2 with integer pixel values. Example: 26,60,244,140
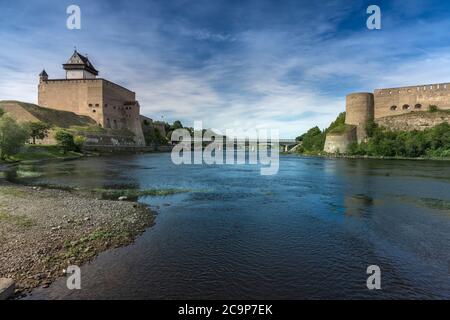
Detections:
38,79,104,124
102,80,136,130
345,93,374,143
376,111,450,131
323,127,357,154
374,83,450,119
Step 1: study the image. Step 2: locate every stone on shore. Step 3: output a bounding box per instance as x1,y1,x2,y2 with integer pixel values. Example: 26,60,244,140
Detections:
0,278,15,300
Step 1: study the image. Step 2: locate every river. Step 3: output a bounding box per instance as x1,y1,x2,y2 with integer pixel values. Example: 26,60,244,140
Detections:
12,153,450,299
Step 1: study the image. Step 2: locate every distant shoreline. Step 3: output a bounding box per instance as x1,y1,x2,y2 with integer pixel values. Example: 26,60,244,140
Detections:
289,152,450,161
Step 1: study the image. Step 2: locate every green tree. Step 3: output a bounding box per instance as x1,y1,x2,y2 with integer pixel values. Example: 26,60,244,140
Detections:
55,130,76,153
172,120,183,130
27,121,51,144
0,115,29,160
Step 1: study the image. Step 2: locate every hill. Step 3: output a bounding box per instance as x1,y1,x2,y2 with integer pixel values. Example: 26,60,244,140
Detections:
0,100,96,128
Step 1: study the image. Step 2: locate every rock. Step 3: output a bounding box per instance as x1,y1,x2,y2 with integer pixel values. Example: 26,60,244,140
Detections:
51,226,62,231
118,196,128,201
0,278,15,300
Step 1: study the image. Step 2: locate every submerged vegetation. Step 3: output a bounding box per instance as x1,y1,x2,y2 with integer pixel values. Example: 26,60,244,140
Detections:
93,188,190,200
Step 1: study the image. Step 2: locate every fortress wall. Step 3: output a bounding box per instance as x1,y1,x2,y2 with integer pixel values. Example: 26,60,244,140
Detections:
376,111,450,131
323,127,357,154
102,80,136,130
374,83,450,119
345,93,374,143
38,79,104,124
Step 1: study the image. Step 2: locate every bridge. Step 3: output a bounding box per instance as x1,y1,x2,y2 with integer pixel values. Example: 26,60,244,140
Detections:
174,138,300,152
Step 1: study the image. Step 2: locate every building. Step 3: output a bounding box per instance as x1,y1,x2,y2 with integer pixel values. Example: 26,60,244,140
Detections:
324,82,450,153
38,50,145,146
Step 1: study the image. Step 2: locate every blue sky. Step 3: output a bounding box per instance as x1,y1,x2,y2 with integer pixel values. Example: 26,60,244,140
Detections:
1,0,450,137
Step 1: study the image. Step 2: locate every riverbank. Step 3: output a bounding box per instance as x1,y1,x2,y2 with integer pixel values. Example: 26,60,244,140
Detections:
0,182,155,297
292,152,450,161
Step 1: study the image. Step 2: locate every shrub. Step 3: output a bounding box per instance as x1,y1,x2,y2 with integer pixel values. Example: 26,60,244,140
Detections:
429,105,439,112
55,130,76,153
74,135,86,151
0,115,30,159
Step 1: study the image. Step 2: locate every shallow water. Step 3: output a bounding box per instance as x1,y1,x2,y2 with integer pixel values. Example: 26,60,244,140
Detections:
11,153,450,299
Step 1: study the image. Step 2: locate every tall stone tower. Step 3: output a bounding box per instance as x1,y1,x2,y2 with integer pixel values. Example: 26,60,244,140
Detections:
345,93,374,143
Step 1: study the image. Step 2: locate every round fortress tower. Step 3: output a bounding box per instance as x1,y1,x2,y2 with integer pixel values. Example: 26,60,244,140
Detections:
345,92,375,143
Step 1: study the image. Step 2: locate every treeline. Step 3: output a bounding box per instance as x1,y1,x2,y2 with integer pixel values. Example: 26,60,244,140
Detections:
295,110,450,158
295,112,347,154
349,121,450,158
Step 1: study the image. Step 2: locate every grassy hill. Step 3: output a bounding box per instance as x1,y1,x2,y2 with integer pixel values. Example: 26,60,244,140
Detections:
0,100,135,137
0,100,96,128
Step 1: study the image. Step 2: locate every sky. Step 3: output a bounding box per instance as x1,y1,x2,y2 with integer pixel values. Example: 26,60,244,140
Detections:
1,0,450,138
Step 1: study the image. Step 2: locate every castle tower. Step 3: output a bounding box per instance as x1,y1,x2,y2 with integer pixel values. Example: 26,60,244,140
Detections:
345,92,374,143
39,69,48,82
63,50,99,80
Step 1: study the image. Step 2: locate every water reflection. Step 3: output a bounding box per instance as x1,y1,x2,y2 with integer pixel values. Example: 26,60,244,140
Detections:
3,154,449,299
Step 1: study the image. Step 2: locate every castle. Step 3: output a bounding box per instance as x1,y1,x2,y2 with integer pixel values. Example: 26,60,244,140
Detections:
38,50,145,146
324,83,450,153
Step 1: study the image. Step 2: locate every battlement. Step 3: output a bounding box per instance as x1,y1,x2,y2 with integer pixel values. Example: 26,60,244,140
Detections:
374,82,450,96
41,78,135,95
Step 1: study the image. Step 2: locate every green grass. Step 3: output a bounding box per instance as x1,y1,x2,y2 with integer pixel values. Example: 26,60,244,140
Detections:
0,211,34,227
327,124,356,135
0,186,28,197
0,100,96,128
10,145,82,161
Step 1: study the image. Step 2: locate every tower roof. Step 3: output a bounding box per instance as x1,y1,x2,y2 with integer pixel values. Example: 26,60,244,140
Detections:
39,69,48,77
62,50,99,76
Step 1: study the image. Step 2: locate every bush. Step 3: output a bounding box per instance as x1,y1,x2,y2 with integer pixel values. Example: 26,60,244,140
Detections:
55,130,77,153
0,115,30,159
348,122,450,158
429,105,439,112
74,135,86,151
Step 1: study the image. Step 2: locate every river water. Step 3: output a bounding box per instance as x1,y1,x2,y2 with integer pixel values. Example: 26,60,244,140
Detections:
13,153,450,299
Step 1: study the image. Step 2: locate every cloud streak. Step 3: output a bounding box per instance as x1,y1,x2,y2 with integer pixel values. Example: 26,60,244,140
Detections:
1,0,450,137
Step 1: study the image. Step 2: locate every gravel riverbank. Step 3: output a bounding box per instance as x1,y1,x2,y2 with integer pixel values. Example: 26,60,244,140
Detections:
0,182,155,297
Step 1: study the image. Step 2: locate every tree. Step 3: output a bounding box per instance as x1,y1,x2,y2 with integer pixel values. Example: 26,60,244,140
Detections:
27,121,50,144
172,120,183,130
0,115,29,160
55,130,76,153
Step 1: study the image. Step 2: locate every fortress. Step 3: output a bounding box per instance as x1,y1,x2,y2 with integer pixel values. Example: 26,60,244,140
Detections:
324,83,450,153
38,50,145,146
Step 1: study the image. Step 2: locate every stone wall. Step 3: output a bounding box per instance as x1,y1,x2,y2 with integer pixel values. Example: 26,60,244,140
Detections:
38,78,145,146
375,111,450,131
345,93,374,143
323,127,357,153
374,83,450,119
38,79,104,123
